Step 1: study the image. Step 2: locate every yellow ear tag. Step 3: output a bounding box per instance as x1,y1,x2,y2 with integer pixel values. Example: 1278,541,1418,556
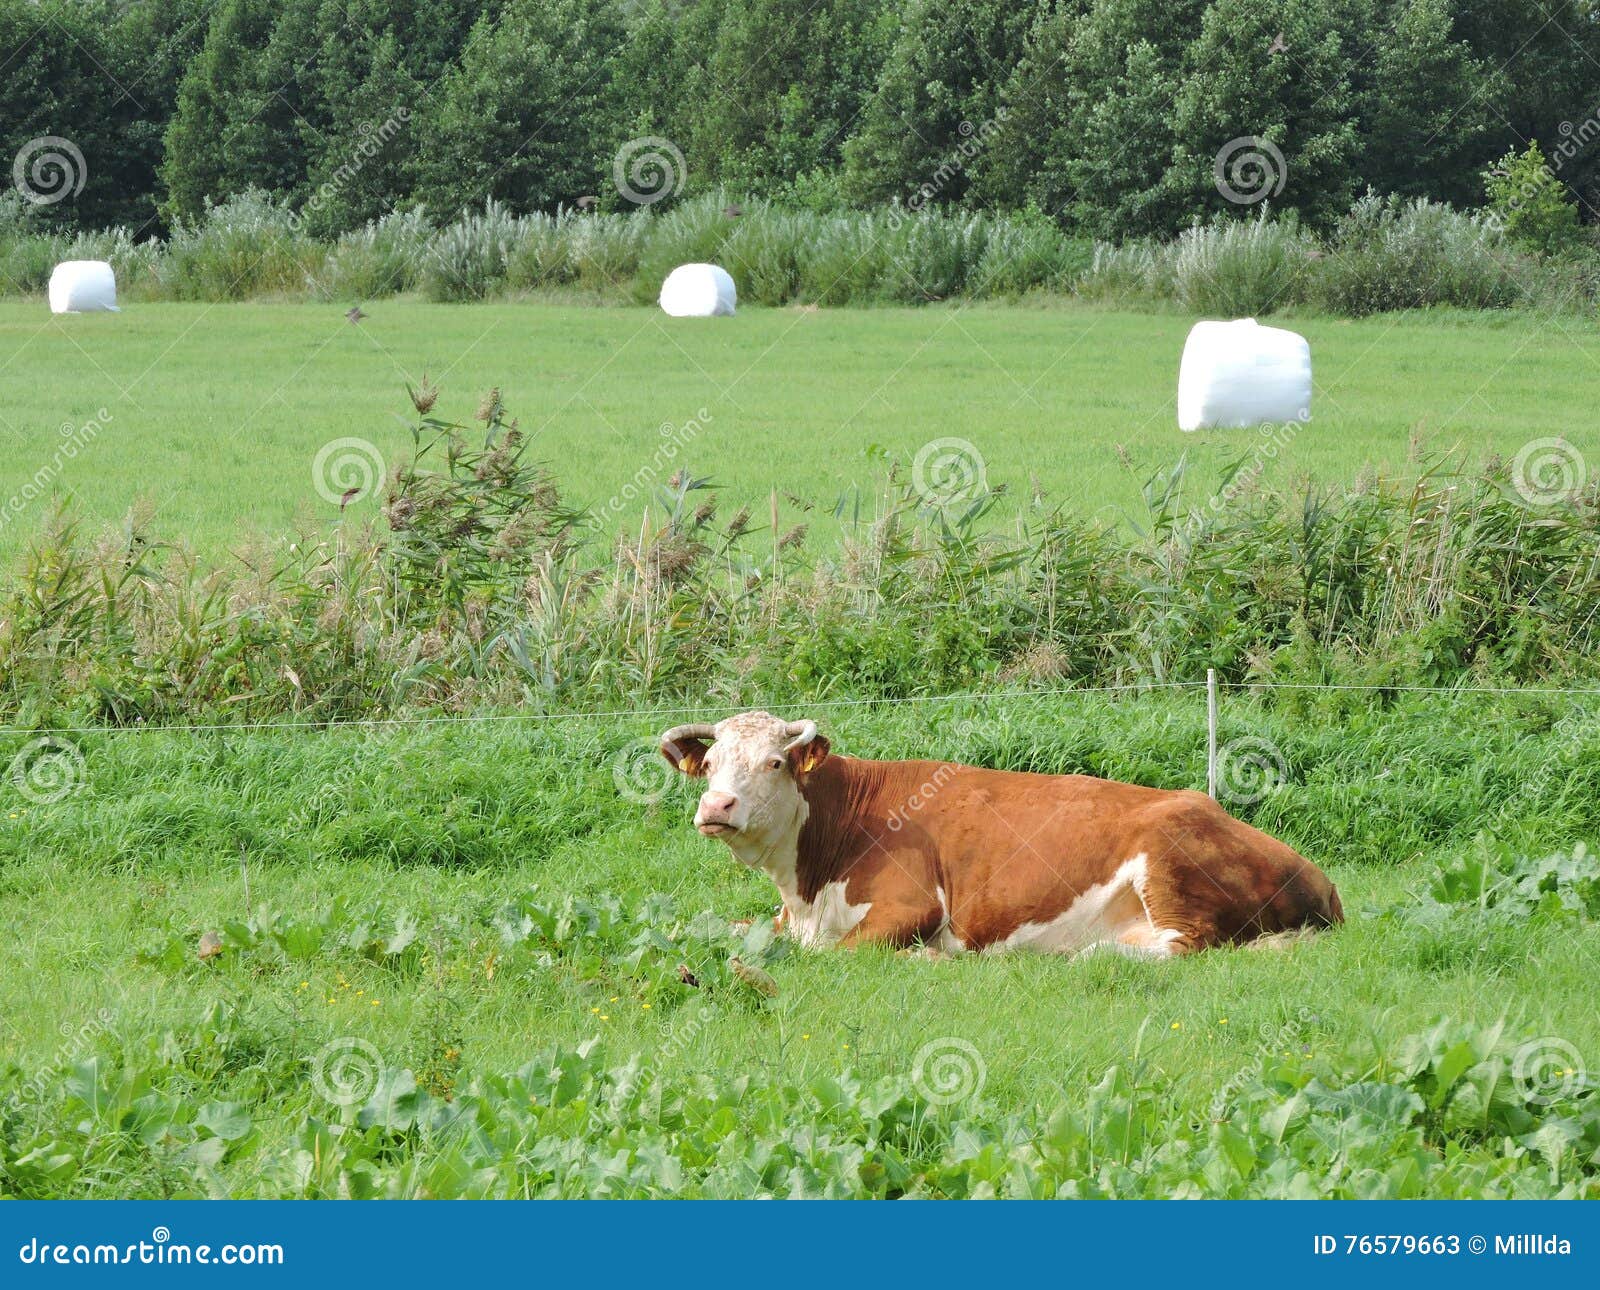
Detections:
679,757,694,772
800,749,822,773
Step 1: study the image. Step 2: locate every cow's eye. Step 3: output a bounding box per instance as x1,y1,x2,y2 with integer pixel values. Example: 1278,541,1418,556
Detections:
767,757,785,771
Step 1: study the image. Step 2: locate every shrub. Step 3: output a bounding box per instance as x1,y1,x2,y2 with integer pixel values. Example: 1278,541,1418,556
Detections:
1311,195,1519,315
969,218,1092,297
161,189,322,300
798,213,890,304
420,200,528,302
1483,141,1583,256
313,209,433,300
879,210,992,302
504,210,579,290
723,208,808,305
1075,240,1162,304
3,383,1599,729
1163,212,1318,316
567,213,648,293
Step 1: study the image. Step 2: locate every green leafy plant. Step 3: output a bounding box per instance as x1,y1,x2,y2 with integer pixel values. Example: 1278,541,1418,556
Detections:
1483,142,1583,256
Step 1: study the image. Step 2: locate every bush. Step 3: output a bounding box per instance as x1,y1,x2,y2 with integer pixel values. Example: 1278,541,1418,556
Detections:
312,209,433,300
797,213,890,304
1483,142,1583,256
0,193,1593,314
969,218,1092,297
4,380,1599,729
1163,212,1319,316
724,207,808,305
879,210,992,302
568,214,649,294
420,201,528,302
1075,240,1162,304
161,189,322,300
504,210,580,290
1311,195,1519,316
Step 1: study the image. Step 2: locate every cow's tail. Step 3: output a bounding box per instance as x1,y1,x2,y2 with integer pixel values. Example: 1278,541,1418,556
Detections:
1243,926,1323,951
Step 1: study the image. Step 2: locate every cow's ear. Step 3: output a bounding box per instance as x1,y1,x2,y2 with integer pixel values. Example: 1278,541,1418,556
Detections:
789,736,830,776
662,737,710,777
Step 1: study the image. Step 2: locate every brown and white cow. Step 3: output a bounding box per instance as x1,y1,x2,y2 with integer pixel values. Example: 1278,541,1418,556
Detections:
659,711,1341,956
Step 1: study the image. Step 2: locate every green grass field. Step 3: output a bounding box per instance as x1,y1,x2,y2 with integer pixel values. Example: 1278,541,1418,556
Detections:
2,299,1597,560
4,691,1599,1197
4,299,1599,1198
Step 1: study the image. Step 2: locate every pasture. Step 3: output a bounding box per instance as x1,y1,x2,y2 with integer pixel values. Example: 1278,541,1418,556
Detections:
3,296,1599,1199
3,690,1600,1197
2,299,1597,560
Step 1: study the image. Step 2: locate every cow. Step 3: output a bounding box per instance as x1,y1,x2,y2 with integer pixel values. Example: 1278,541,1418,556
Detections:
659,710,1341,956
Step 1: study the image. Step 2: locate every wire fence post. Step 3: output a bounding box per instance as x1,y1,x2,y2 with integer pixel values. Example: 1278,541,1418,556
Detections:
1206,668,1218,799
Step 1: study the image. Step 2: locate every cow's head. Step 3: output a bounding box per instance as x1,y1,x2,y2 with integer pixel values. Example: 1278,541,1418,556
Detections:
660,711,830,851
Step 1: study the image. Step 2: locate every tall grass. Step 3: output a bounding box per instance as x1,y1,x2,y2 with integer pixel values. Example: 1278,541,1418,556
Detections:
2,386,1596,730
8,191,1586,315
160,189,323,301
312,208,432,300
1165,212,1319,316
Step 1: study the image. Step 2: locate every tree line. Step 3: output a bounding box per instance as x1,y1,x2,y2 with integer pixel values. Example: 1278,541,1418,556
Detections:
6,0,1599,239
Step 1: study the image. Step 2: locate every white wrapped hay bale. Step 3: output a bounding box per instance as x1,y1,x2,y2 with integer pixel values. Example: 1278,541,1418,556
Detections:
1177,318,1309,431
49,261,120,314
658,263,736,317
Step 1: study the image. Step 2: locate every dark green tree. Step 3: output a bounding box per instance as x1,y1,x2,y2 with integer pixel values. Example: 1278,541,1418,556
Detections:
1351,0,1491,208
979,0,1200,236
680,0,894,198
410,0,627,217
841,0,1032,207
159,0,325,225
1165,0,1364,230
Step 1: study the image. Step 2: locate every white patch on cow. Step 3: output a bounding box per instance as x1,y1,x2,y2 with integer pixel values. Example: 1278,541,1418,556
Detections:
930,883,967,953
785,879,872,948
988,853,1172,956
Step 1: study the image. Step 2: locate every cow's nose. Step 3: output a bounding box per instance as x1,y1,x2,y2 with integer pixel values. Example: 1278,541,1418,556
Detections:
699,791,738,818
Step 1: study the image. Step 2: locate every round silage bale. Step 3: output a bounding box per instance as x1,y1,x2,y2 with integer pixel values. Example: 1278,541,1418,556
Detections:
1177,318,1309,431
48,261,120,314
658,263,737,317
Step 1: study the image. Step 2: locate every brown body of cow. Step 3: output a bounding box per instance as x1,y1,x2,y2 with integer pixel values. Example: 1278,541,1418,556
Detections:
660,711,1342,956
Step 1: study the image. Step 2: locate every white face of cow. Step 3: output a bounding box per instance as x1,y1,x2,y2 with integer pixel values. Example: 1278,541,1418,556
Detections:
660,711,830,863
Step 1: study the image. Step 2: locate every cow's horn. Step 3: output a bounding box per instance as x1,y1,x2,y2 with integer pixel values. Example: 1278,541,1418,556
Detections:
660,722,717,746
782,720,818,751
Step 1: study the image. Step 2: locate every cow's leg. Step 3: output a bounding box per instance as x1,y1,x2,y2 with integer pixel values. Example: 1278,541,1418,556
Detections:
1112,922,1199,957
835,898,943,950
